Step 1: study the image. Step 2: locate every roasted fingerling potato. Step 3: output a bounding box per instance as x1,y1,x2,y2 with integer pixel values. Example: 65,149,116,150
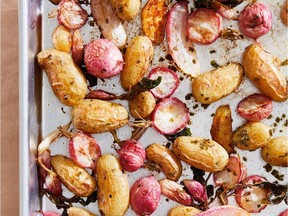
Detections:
110,0,141,21
71,99,128,133
142,0,168,45
168,206,202,216
67,207,96,216
121,36,154,90
210,105,234,154
261,136,288,167
192,63,243,104
146,144,182,181
52,25,72,52
129,91,156,118
37,49,87,106
242,44,287,102
172,136,229,172
232,122,272,151
51,155,96,197
97,154,129,216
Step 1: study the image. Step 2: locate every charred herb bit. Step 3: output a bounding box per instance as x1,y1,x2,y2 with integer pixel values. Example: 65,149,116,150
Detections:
62,209,68,216
81,65,98,87
271,169,285,181
221,28,244,40
190,167,206,185
257,182,288,205
263,163,272,173
239,129,250,147
281,59,288,66
165,127,192,141
206,185,215,199
210,60,220,68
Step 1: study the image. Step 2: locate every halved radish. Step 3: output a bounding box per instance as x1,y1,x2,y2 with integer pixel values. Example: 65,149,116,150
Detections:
41,211,60,216
195,205,250,216
117,139,146,172
69,132,101,169
279,209,288,216
183,179,208,204
235,175,270,213
159,179,192,206
214,155,247,190
85,89,117,100
166,1,200,77
148,67,180,99
72,29,84,66
57,0,88,30
187,9,223,45
45,173,63,196
152,97,189,135
238,2,272,39
237,93,272,122
194,0,237,20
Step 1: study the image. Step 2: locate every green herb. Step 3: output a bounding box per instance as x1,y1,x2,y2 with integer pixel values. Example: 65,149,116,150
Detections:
165,127,192,141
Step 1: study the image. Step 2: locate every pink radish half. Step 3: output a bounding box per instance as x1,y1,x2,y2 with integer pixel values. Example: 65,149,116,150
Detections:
152,97,189,135
57,0,88,30
214,155,247,190
41,212,61,216
69,132,101,169
279,209,288,216
159,179,192,206
235,175,270,213
148,67,180,99
195,205,250,216
118,140,146,172
166,1,200,77
187,8,223,45
130,176,161,215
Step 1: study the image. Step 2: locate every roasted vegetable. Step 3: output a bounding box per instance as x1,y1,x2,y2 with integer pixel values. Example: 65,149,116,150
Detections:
261,136,288,167
71,99,128,133
130,176,161,215
142,0,168,44
210,105,234,154
110,0,141,21
172,136,229,172
242,44,287,102
90,0,127,48
238,2,272,39
192,63,243,104
96,154,129,216
51,155,96,197
129,91,156,119
121,36,153,90
37,49,87,106
67,207,96,216
146,144,182,181
168,206,201,216
232,122,271,151
52,25,72,52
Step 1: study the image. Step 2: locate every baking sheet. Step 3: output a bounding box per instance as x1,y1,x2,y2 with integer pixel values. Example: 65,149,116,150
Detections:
37,0,288,215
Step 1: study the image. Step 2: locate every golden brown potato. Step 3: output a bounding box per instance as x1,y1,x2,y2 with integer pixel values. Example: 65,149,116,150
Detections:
172,136,229,172
146,144,182,181
97,154,129,216
51,155,96,197
261,136,288,167
71,99,128,133
52,25,72,52
142,0,168,45
210,105,234,154
168,206,201,216
67,207,96,216
37,49,87,106
192,63,243,104
232,122,272,151
121,36,154,90
242,44,287,102
281,1,288,26
110,0,141,21
129,91,156,118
